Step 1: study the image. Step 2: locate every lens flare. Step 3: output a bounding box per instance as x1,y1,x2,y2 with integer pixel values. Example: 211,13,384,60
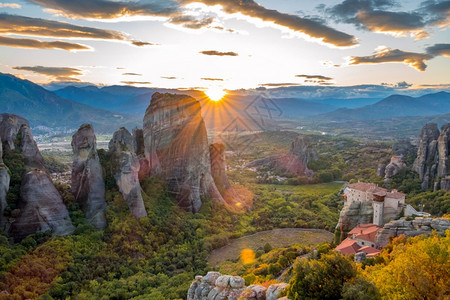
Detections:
205,87,226,102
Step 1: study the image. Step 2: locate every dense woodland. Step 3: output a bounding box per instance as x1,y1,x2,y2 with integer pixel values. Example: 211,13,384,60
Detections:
0,131,449,299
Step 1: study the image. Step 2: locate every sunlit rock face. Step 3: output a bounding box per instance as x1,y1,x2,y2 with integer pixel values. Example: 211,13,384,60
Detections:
109,127,147,219
71,124,107,229
143,92,223,212
413,123,450,190
0,114,73,240
247,134,318,177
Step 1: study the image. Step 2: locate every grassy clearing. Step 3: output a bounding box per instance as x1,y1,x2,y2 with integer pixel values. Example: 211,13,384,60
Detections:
259,182,344,194
208,228,333,266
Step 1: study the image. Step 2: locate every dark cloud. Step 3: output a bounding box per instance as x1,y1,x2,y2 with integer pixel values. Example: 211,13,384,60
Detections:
182,0,357,47
199,50,238,56
27,0,357,47
0,35,89,51
26,0,178,19
259,83,302,87
169,15,214,29
0,13,153,46
131,41,156,46
13,65,83,81
201,78,224,81
161,76,177,79
426,43,450,57
348,47,433,71
121,81,152,85
325,0,446,38
296,74,333,80
122,72,142,76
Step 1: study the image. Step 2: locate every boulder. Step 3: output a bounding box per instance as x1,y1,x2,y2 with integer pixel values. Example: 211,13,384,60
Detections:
109,128,147,219
266,283,288,300
71,124,107,229
377,164,386,177
240,285,267,300
143,93,223,212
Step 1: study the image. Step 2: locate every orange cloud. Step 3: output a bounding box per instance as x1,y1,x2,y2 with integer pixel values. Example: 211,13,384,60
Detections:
0,35,89,51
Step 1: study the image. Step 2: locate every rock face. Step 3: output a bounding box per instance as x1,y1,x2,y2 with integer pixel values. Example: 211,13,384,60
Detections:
187,272,288,300
437,124,450,178
336,201,374,235
375,217,450,248
247,134,318,177
0,114,74,240
0,138,10,225
132,128,150,181
210,142,250,211
412,123,450,190
143,93,223,212
71,124,107,229
109,128,147,219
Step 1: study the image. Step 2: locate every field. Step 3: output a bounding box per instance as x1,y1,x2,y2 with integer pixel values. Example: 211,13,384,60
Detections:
260,182,345,194
208,228,333,266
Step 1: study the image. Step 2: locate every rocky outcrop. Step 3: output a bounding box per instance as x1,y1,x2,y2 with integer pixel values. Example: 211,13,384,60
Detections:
10,169,74,241
143,93,223,212
0,113,28,151
247,135,318,177
188,272,288,300
0,114,74,240
132,128,150,181
71,124,107,229
109,128,147,219
0,138,10,225
412,123,449,190
441,176,450,190
210,143,250,212
379,140,415,181
336,201,374,234
375,217,450,248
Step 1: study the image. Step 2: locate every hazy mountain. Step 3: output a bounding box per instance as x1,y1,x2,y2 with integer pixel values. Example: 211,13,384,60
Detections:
318,92,450,121
54,85,206,114
0,73,140,132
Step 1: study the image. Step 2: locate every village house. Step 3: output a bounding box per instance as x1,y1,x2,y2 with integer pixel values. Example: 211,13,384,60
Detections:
335,223,382,257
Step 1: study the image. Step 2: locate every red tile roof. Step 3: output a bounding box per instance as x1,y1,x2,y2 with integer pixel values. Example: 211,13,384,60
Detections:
359,246,381,257
348,223,382,243
335,238,361,255
347,182,378,192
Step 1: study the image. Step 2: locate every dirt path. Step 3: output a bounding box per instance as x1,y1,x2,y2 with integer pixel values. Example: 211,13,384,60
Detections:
208,228,333,266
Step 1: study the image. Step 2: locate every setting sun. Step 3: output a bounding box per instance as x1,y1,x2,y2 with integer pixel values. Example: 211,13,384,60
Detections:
205,87,226,101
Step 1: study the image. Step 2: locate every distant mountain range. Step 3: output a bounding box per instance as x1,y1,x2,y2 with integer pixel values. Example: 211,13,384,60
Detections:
0,73,140,133
317,92,450,121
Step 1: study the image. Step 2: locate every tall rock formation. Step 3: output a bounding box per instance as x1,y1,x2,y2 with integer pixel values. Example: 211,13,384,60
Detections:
0,137,10,225
437,124,450,178
413,123,450,190
210,143,250,212
132,127,150,181
109,127,147,219
71,124,107,229
0,114,74,240
247,134,318,176
143,92,223,212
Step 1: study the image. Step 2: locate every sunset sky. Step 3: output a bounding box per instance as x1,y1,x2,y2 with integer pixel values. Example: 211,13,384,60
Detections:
0,0,449,92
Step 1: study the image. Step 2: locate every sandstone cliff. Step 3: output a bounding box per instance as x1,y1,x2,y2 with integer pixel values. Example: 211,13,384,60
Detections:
375,217,450,248
109,127,147,219
413,123,450,190
71,124,107,229
143,93,223,212
188,272,289,300
247,134,318,177
0,114,74,240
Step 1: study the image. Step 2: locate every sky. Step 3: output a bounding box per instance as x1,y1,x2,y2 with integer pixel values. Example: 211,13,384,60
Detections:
0,0,449,94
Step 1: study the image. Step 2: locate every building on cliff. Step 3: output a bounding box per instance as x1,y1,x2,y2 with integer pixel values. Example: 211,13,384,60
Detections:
343,182,405,226
335,223,381,256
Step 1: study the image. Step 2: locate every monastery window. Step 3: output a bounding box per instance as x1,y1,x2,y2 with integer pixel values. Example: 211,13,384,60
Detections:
361,241,365,245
